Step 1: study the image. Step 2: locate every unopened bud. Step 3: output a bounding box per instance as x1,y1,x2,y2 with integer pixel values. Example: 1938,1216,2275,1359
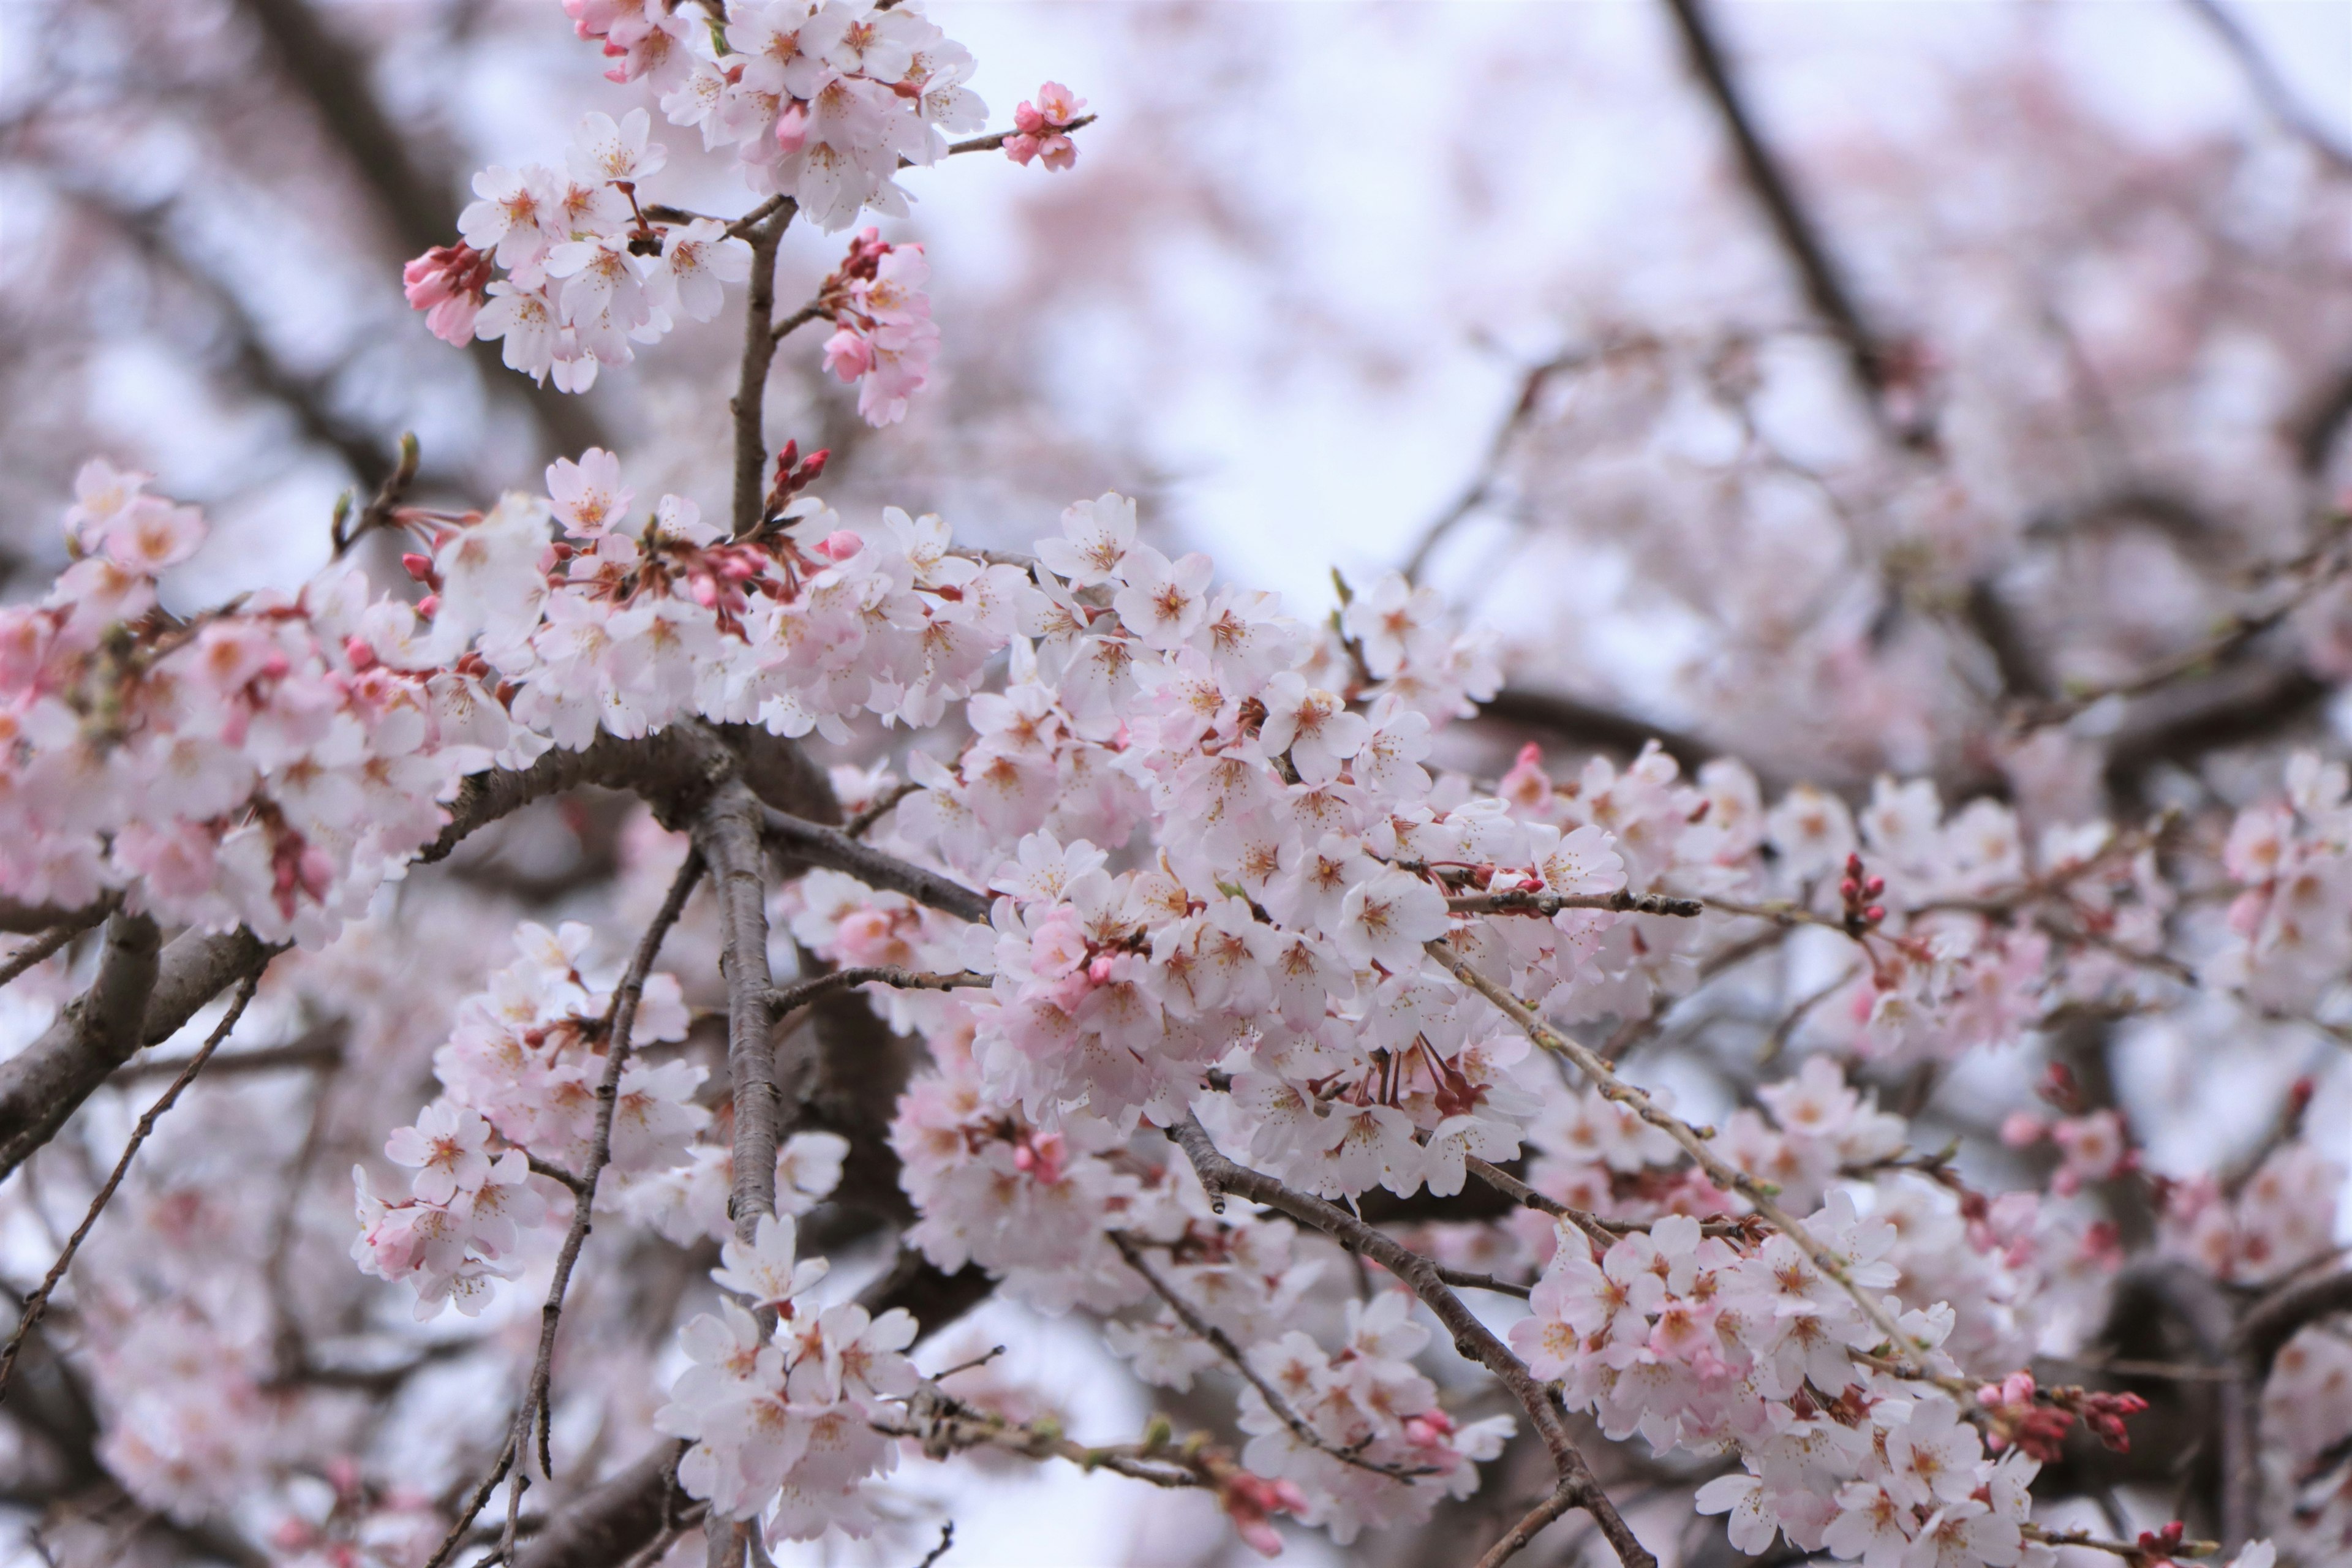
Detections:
401,552,434,581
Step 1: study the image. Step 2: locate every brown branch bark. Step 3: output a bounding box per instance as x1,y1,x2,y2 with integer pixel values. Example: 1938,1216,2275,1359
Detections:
1474,1483,1583,1568
731,206,796,537
761,809,992,924
0,911,168,1182
699,779,785,1236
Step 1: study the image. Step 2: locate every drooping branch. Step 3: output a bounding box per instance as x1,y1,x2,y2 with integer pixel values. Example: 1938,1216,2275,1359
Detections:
1168,1115,1659,1568
1106,1230,1436,1482
505,851,703,1521
0,969,262,1400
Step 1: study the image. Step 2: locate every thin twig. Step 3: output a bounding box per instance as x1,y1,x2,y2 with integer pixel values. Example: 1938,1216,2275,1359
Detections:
450,851,705,1568
842,779,920,840
2181,0,2352,175
0,969,263,1400
913,1522,954,1568
765,967,990,1019
1427,940,1932,1375
1463,1156,1750,1246
769,300,829,342
942,113,1097,157
1449,888,1702,919
333,430,420,557
1474,1482,1582,1568
761,810,990,924
1107,1230,1434,1480
1169,1117,1658,1568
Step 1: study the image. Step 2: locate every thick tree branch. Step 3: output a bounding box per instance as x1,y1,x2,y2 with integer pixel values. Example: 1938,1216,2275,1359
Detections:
700,780,785,1236
0,912,167,1182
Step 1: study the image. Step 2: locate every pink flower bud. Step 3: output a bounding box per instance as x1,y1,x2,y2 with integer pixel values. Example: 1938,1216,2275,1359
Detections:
774,100,809,154
823,327,874,383
817,530,863,562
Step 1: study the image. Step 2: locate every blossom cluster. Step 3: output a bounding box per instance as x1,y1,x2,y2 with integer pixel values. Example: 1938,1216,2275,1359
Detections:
405,0,1017,402
353,917,864,1319
420,110,748,391
0,461,510,944
21,447,2329,1566
413,448,1032,745
351,919,703,1316
656,1214,919,1542
815,228,940,426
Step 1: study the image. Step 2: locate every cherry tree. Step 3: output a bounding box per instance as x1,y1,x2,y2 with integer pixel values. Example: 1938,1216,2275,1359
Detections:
0,3,2348,1568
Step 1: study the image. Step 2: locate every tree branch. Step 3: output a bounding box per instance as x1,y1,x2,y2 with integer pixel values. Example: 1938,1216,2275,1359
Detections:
761,809,992,924
0,897,118,992
1474,1483,1583,1568
731,205,796,537
1168,1115,1657,1568
1659,0,1918,441
496,850,704,1560
1427,939,1929,1370
2181,0,2352,176
1106,1230,1436,1480
699,780,785,1235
